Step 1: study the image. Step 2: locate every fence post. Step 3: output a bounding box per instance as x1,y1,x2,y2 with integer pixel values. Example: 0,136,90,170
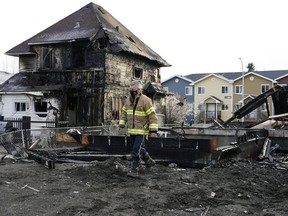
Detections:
22,116,31,149
22,116,31,130
55,115,58,128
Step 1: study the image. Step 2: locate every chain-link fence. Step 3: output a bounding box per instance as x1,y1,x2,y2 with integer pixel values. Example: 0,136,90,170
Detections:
0,125,124,156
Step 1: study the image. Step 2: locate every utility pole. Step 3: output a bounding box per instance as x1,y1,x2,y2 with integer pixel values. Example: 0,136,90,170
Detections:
239,58,244,123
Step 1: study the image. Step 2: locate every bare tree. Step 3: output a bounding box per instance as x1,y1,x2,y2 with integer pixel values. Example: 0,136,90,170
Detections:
165,94,193,125
246,63,255,72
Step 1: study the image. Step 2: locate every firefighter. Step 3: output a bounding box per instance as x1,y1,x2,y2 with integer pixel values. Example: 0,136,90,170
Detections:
119,80,158,178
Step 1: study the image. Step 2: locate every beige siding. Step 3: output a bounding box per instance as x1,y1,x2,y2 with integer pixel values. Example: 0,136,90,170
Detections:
195,75,233,121
233,73,275,119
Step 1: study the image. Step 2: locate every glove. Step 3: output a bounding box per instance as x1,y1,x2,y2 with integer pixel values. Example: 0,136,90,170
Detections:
149,132,158,137
118,125,125,133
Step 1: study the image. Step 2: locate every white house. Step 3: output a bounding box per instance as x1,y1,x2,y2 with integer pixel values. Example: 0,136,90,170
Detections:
0,91,59,129
0,72,61,129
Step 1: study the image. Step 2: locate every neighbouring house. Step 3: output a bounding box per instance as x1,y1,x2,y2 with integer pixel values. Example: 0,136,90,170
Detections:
233,72,271,122
193,73,234,124
163,70,288,124
161,75,194,123
193,70,288,124
0,2,170,128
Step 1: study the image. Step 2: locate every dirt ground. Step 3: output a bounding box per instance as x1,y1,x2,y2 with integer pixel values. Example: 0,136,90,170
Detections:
1,145,288,216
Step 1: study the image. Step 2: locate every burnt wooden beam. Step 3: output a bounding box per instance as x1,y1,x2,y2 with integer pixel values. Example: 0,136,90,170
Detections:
56,153,131,161
27,150,55,169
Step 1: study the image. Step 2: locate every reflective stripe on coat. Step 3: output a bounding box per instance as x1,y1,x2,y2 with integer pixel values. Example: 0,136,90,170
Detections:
119,93,158,135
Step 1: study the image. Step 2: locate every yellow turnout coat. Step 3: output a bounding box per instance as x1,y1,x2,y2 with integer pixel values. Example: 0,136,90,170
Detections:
119,93,158,135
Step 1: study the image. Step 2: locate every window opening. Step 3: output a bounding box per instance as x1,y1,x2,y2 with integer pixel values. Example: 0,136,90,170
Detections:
235,85,243,94
261,84,269,93
222,86,228,94
72,45,85,68
35,101,48,117
198,87,205,94
222,104,229,110
42,47,53,69
134,67,143,79
15,102,26,112
185,87,193,95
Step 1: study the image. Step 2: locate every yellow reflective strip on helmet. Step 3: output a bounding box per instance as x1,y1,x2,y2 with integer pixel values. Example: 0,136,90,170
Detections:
146,107,155,115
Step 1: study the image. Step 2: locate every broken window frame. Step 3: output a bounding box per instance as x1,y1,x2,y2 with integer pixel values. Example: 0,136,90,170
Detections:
72,45,85,69
134,67,143,79
41,47,54,69
34,100,48,118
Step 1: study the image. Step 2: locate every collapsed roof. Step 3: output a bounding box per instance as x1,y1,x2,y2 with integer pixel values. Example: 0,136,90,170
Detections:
0,72,65,93
6,2,170,67
143,82,171,98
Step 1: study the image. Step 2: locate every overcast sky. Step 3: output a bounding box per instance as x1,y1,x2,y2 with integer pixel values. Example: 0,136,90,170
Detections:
1,0,288,80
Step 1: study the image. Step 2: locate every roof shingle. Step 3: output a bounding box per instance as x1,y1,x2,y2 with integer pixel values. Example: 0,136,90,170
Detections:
6,2,170,67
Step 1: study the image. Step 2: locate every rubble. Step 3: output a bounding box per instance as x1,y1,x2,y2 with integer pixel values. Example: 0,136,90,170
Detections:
1,143,288,215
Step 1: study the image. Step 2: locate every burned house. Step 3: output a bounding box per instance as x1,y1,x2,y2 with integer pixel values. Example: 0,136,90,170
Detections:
1,2,170,127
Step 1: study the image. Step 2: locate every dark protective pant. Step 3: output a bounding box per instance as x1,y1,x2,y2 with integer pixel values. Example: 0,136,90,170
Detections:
130,135,151,170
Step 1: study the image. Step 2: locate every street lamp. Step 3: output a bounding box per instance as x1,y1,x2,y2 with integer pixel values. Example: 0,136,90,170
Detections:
239,58,244,123
239,58,244,106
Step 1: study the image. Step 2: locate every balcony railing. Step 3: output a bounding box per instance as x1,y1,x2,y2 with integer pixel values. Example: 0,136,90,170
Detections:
195,111,221,123
206,111,221,122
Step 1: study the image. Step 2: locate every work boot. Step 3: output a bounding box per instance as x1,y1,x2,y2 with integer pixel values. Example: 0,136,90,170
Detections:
145,158,156,169
127,170,139,178
142,153,156,169
127,161,139,178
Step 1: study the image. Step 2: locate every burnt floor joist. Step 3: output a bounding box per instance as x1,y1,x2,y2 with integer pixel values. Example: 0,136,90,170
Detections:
87,135,217,168
27,150,55,169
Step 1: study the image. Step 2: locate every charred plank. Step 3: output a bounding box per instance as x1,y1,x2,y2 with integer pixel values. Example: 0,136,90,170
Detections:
27,150,55,169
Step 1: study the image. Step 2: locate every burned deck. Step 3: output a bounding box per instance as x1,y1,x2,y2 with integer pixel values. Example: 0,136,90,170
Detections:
0,125,270,169
2,85,288,168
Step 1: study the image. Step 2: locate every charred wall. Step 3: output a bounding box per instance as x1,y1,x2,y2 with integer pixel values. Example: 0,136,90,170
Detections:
30,42,105,72
62,69,106,126
19,55,36,72
103,52,162,125
17,41,164,126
